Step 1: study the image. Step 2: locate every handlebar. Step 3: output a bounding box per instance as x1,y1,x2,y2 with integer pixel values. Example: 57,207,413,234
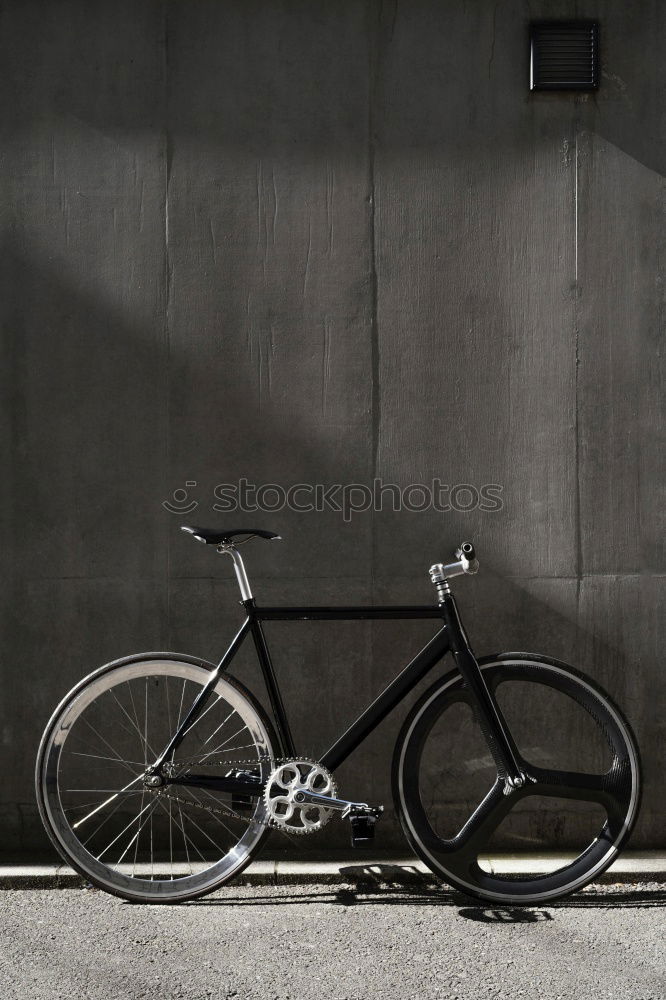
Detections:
458,541,476,563
429,541,479,585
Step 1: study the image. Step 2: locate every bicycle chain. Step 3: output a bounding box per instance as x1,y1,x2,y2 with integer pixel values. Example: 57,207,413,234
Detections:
158,757,322,832
158,788,270,826
170,755,277,770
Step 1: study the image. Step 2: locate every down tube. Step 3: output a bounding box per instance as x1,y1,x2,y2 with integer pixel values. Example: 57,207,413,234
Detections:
321,627,450,772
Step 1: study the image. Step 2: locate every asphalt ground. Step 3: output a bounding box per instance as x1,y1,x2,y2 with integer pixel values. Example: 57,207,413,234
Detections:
1,850,662,888
1,877,664,1000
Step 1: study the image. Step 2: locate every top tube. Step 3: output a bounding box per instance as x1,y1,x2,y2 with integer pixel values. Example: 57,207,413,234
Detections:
250,605,446,620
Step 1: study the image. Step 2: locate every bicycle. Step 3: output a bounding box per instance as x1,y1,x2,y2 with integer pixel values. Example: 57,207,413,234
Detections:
36,527,641,904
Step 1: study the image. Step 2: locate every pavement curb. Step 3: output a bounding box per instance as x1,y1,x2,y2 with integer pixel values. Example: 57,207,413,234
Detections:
0,853,663,889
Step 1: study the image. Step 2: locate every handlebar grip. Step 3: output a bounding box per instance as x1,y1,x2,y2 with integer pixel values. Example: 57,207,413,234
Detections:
459,541,475,561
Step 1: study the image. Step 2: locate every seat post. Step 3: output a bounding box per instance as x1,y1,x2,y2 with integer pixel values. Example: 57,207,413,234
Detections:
218,544,253,601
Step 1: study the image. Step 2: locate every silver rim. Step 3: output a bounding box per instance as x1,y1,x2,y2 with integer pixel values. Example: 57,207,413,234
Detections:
398,659,640,903
38,659,274,901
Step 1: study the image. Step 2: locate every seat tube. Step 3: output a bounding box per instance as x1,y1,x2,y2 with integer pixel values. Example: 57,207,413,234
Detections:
248,607,296,757
439,592,524,784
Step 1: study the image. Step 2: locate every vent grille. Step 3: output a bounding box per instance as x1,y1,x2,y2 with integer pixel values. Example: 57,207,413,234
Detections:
530,21,599,91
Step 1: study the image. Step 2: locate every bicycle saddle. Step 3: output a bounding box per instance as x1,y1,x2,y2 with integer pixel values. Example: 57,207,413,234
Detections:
181,525,281,545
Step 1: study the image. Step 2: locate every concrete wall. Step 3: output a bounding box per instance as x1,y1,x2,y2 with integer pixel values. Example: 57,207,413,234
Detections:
0,0,663,852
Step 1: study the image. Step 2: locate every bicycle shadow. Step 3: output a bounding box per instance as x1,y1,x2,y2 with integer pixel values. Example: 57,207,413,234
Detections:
338,863,666,912
180,863,666,915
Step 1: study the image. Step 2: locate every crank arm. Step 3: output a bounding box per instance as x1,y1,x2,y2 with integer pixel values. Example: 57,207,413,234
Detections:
293,788,381,817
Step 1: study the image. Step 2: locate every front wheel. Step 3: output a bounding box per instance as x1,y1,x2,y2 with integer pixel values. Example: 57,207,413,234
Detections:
36,653,278,903
392,654,641,904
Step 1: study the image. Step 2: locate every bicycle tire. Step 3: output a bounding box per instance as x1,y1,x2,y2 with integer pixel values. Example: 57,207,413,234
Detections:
392,652,641,904
36,652,278,903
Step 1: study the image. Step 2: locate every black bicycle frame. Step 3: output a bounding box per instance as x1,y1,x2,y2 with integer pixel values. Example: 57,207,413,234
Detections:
154,594,524,794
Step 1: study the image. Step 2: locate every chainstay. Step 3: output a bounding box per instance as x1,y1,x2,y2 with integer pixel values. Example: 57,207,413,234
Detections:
162,756,322,831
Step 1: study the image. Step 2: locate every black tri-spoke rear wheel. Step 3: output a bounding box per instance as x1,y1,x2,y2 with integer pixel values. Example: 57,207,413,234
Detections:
392,654,641,904
36,654,277,903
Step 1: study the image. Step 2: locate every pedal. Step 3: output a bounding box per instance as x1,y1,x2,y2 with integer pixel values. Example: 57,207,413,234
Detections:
347,805,383,848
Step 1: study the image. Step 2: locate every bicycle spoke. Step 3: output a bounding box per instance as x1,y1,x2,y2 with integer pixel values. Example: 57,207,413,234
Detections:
81,795,126,848
196,724,249,764
66,751,145,769
127,680,148,765
214,742,257,755
96,796,158,861
176,679,187,731
109,688,159,761
187,707,235,756
165,676,173,750
66,728,135,765
132,787,146,876
144,678,149,768
157,794,228,857
160,798,207,864
103,711,158,759
65,794,142,812
528,763,630,826
175,743,257,767
181,694,224,741
453,780,514,854
72,775,144,829
116,797,161,868
178,801,193,874
64,788,145,794
168,795,174,880
78,718,139,779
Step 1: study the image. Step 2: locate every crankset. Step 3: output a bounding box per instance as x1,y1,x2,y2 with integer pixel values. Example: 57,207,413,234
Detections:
263,759,383,842
156,755,384,841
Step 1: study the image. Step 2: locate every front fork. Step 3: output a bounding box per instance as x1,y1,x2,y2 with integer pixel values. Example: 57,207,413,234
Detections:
438,590,526,789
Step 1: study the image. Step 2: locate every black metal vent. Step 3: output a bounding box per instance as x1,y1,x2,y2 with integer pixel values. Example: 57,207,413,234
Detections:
530,21,599,91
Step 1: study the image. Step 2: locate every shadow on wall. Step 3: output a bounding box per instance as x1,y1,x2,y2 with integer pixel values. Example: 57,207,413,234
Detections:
0,189,662,855
0,224,660,857
0,239,375,854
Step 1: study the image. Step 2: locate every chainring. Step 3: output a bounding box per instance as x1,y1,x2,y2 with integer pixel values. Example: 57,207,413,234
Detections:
263,759,338,835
